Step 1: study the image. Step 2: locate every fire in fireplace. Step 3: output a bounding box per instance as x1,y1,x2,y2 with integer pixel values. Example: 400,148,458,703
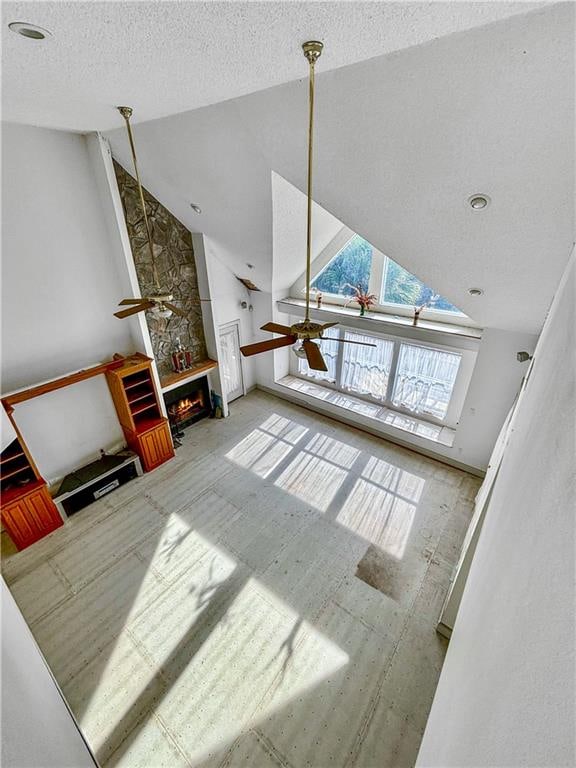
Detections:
163,376,211,434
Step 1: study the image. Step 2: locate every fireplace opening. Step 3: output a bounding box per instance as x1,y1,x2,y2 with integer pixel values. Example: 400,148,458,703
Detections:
163,376,211,436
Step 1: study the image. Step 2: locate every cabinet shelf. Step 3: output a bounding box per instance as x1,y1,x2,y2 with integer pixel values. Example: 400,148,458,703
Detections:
124,374,152,391
131,401,158,417
1,461,31,481
0,450,25,466
127,390,155,407
105,355,174,473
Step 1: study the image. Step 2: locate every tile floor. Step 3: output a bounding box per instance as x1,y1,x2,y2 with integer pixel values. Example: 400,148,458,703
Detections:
2,391,480,768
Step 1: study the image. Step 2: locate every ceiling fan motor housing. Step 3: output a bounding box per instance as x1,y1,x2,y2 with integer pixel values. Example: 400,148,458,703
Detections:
290,320,326,340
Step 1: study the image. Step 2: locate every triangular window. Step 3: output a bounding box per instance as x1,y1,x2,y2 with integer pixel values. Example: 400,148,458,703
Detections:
311,234,464,316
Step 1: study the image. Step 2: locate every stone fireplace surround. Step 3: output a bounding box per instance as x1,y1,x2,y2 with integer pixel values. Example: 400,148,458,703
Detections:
113,160,208,378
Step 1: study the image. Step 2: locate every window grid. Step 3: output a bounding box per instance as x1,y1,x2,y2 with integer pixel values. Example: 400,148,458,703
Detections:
298,326,462,425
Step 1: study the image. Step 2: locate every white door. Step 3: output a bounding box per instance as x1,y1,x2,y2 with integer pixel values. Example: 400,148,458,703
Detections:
219,322,244,402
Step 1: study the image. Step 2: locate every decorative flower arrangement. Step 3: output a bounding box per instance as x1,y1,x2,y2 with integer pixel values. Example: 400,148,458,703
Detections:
345,284,377,316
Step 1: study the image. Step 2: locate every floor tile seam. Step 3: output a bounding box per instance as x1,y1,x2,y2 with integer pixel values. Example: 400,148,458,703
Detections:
122,626,171,683
104,707,192,768
249,519,321,578
150,711,197,767
144,476,237,519
330,598,391,636
31,548,165,630
21,560,76,627
48,631,130,690
251,728,295,768
209,486,246,515
306,569,353,626
2,504,118,581
48,520,169,594
128,547,233,624
249,625,310,720
342,595,422,768
48,502,166,568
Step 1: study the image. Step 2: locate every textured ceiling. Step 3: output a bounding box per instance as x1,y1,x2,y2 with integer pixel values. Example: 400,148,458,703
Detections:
106,3,574,333
2,1,547,131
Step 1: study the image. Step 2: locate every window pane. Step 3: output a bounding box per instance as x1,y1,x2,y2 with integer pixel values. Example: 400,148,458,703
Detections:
381,256,463,314
298,327,339,383
311,235,372,297
341,331,394,401
392,344,461,420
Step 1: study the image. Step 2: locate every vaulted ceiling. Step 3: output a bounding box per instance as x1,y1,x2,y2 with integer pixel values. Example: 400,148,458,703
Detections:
2,1,546,130
105,2,574,333
3,2,573,333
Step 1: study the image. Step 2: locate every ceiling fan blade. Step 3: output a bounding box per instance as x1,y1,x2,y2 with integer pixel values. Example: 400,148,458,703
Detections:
303,340,328,372
240,335,296,357
334,338,377,348
163,302,188,318
114,301,155,318
321,322,339,330
261,322,293,335
118,298,145,305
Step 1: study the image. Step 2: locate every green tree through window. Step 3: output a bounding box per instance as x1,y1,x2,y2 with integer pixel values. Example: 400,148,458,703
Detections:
311,235,372,297
311,235,463,314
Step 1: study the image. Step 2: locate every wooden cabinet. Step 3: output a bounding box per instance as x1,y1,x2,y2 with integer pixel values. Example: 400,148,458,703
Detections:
2,481,62,551
132,421,174,472
106,354,174,473
1,418,63,551
0,354,173,552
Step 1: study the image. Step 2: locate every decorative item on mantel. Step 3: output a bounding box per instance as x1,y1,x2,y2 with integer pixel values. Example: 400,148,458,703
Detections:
171,337,193,373
345,284,377,316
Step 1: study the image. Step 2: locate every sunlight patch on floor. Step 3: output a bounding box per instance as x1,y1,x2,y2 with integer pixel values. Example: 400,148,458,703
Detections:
275,453,348,512
337,479,417,559
226,413,309,478
362,456,425,503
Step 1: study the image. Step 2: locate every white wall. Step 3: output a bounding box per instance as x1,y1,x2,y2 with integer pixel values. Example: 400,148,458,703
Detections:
1,123,137,481
451,326,538,470
203,236,256,392
272,172,343,292
1,580,97,767
12,379,125,486
416,252,575,767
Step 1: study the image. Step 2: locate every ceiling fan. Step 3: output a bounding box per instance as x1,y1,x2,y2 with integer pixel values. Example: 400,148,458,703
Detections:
113,106,187,320
240,42,375,372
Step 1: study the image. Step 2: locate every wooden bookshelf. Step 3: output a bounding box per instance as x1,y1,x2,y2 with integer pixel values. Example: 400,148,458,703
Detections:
106,354,174,472
0,417,63,551
1,354,174,551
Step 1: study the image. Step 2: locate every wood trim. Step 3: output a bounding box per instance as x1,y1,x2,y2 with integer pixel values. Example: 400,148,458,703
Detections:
2,360,124,407
1,406,42,482
159,358,217,392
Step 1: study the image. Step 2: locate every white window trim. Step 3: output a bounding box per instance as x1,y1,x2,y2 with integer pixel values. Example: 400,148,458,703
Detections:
288,321,477,430
290,228,479,330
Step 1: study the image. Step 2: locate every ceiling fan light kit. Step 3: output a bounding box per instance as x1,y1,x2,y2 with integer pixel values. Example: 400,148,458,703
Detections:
240,41,375,372
113,106,187,321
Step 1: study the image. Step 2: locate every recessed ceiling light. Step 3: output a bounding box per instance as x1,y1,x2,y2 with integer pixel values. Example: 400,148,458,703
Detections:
468,288,484,296
189,203,202,214
8,21,52,40
468,194,490,210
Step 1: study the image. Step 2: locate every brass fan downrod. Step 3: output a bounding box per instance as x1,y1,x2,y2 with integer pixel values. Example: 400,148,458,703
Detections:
302,41,323,324
117,106,161,293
